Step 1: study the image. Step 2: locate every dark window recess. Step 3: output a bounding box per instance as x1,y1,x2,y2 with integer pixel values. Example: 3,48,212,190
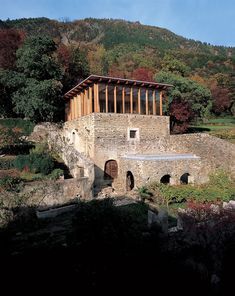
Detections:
130,130,137,138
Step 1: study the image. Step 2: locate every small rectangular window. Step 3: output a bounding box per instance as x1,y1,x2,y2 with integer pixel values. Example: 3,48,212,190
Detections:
130,130,137,138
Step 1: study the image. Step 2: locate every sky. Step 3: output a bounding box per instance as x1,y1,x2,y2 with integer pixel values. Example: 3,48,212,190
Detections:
0,0,234,47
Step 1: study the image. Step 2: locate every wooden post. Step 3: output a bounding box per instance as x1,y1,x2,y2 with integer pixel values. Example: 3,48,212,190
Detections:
94,83,100,112
74,96,78,119
89,86,93,114
145,89,148,115
153,90,156,115
105,85,108,113
78,94,82,118
122,87,125,113
71,98,74,120
114,86,117,113
160,90,163,116
138,88,141,114
84,89,88,115
81,92,84,116
130,87,133,114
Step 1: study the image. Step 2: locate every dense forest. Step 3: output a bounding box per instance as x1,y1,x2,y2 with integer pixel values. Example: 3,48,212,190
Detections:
0,17,234,131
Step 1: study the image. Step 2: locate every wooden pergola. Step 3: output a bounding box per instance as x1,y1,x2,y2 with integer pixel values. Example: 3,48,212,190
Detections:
64,75,173,121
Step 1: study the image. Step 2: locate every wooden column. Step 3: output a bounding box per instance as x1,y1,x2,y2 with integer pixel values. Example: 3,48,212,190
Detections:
78,94,82,118
74,96,78,119
153,90,156,115
94,83,100,112
71,98,74,120
138,88,141,114
114,86,117,113
145,89,148,115
81,92,84,116
67,100,71,121
160,90,163,116
122,87,125,113
84,89,88,115
89,86,93,114
130,87,133,114
105,85,108,113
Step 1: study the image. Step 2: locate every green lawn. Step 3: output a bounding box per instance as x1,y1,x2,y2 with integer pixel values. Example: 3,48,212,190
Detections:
189,116,235,143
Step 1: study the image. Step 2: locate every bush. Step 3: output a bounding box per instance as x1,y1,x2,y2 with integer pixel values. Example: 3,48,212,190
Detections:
0,118,35,135
0,176,22,192
0,158,15,169
14,152,54,175
49,168,64,180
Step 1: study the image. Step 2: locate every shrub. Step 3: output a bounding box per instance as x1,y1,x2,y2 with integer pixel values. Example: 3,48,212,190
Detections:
14,152,54,175
0,158,15,169
49,168,64,180
0,176,22,192
0,118,35,135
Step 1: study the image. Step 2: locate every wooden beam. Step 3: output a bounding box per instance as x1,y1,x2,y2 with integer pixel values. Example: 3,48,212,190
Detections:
105,85,108,113
138,88,141,114
122,87,125,113
153,90,156,115
160,90,163,116
114,86,117,113
89,86,93,114
145,89,148,115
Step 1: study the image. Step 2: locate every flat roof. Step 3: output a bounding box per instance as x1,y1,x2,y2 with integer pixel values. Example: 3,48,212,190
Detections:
122,153,200,161
64,75,173,99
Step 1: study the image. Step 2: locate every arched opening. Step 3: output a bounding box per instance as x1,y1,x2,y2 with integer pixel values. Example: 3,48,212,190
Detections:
126,171,134,191
180,173,190,185
104,160,118,180
160,174,171,184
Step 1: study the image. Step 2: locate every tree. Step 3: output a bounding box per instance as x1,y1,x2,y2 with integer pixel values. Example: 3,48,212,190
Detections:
132,67,153,81
12,79,62,122
16,35,62,80
58,45,90,92
12,35,63,122
0,29,25,69
0,69,25,117
161,54,190,77
155,71,212,121
169,98,194,133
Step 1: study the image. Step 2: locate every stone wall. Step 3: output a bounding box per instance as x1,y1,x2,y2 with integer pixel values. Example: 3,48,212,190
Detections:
118,157,203,189
29,123,95,198
21,178,90,208
169,133,235,180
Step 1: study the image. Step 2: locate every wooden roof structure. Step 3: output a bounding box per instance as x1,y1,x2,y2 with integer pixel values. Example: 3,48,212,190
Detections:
64,75,173,99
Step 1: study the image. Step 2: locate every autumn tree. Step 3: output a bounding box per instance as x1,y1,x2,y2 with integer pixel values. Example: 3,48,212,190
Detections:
132,67,153,81
169,98,194,133
57,44,90,92
0,28,25,69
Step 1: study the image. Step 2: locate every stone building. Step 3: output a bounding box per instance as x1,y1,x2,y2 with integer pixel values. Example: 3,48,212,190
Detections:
61,75,234,195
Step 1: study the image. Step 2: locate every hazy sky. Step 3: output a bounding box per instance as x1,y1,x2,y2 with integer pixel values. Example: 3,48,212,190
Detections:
0,0,234,47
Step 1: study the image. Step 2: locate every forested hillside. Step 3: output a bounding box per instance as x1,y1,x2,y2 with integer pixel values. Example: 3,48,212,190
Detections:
0,17,234,131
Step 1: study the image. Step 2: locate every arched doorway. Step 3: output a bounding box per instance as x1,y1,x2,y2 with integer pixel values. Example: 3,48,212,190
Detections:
180,173,190,184
126,171,134,191
104,160,118,179
160,174,171,184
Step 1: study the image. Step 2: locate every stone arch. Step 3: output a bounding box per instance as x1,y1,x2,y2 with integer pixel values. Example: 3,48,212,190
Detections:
126,171,134,191
104,160,118,179
180,173,190,185
160,174,171,184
